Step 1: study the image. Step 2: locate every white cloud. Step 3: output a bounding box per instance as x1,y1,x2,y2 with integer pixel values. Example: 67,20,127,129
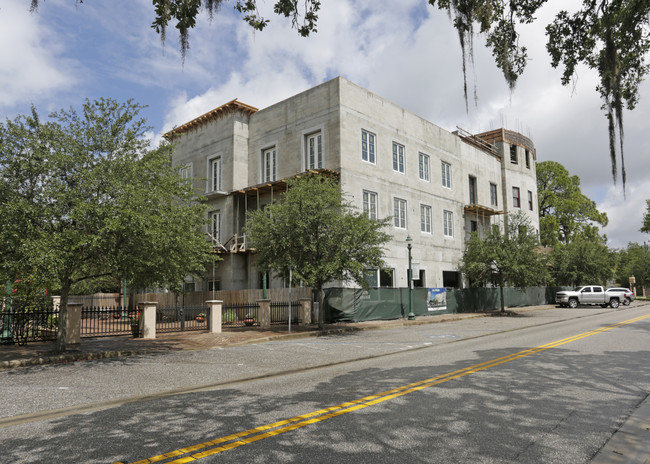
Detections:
599,180,650,249
0,1,78,111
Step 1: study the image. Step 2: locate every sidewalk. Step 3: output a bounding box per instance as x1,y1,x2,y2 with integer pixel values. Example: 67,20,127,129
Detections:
0,311,486,370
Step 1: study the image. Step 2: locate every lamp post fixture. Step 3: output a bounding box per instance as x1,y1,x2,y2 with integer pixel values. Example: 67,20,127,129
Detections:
406,235,415,320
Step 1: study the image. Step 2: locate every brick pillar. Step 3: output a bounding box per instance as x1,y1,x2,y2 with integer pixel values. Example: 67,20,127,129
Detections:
66,302,82,345
140,301,157,339
206,300,223,333
257,299,271,330
52,296,61,313
298,298,312,325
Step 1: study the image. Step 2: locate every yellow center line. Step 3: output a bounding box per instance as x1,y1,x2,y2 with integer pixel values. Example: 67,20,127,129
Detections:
124,313,650,464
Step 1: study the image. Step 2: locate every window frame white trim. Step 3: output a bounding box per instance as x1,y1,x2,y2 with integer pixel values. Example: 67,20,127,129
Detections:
261,145,278,183
513,186,521,208
208,209,221,244
393,197,407,229
206,154,223,193
490,182,498,207
418,152,430,182
420,203,432,234
361,129,377,165
302,125,325,171
441,160,452,189
179,162,193,181
443,209,454,238
362,189,378,220
392,141,405,174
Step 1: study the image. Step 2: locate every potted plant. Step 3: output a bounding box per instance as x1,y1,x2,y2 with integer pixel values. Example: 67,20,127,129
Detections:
244,313,256,326
129,315,140,338
195,313,206,323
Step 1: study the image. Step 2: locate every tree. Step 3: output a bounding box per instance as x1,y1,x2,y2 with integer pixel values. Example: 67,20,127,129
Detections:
245,173,391,329
641,199,650,234
537,161,608,246
0,99,210,351
616,242,650,291
548,234,615,286
460,212,547,312
29,0,648,191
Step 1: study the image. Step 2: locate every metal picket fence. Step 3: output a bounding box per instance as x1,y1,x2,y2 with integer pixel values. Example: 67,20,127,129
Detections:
156,305,209,333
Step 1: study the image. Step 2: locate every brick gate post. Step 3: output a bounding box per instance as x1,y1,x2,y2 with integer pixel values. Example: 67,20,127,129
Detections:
298,298,312,325
66,302,83,345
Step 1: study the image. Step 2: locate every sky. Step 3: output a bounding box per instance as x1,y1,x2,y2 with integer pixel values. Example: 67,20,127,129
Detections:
2,0,649,249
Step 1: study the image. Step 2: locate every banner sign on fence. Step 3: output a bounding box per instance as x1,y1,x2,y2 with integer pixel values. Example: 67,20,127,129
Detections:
427,288,447,311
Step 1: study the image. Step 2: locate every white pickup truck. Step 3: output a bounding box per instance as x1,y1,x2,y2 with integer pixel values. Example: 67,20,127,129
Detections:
556,286,625,308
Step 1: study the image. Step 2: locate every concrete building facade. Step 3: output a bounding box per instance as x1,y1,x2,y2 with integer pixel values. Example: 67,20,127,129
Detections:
167,77,539,291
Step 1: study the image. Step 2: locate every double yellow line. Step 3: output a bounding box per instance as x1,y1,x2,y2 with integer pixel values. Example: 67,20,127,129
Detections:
126,313,650,464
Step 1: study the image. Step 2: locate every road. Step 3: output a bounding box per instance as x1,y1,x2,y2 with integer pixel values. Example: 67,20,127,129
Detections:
1,304,649,463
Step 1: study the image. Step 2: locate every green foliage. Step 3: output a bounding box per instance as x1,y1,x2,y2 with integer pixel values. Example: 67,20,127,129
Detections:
641,199,650,234
0,98,210,350
246,173,391,328
431,1,650,192
616,242,650,290
222,309,238,323
548,235,615,287
460,211,547,311
536,161,608,246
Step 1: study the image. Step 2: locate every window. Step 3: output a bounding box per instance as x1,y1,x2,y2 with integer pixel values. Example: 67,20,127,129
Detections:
510,144,517,164
512,187,521,208
469,176,477,204
305,131,323,169
441,161,451,188
443,210,454,237
361,130,376,164
209,210,221,242
183,282,195,292
208,280,221,291
490,183,498,207
528,190,534,211
363,190,378,220
179,164,191,180
420,204,432,233
262,147,277,182
392,142,405,173
394,198,407,229
363,269,379,287
418,153,430,181
380,269,393,287
525,150,530,169
209,156,222,192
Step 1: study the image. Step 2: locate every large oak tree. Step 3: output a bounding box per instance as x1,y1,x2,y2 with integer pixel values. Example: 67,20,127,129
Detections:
0,99,210,351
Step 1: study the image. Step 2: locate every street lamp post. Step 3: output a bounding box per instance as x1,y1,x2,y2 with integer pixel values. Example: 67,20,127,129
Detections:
406,235,415,320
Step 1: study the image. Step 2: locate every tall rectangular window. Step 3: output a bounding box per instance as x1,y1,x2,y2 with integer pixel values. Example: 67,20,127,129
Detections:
525,150,530,169
528,190,534,211
419,153,430,181
513,186,521,208
510,144,518,164
490,183,498,207
441,161,451,188
262,147,277,182
179,164,191,180
420,204,432,233
306,131,323,169
443,210,454,237
469,176,477,204
394,198,407,229
361,130,376,164
209,156,222,192
209,210,221,242
392,142,405,173
363,190,378,220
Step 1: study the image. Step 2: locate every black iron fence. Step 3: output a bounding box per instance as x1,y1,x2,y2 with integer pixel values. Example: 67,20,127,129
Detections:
270,301,300,325
156,305,208,333
0,301,57,346
223,303,259,327
80,306,136,338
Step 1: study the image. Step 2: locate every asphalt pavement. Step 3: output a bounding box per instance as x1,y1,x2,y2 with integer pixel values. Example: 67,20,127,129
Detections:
1,303,649,463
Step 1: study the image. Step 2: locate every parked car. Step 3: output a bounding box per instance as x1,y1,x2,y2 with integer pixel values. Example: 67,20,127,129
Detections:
556,286,624,308
606,287,634,305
